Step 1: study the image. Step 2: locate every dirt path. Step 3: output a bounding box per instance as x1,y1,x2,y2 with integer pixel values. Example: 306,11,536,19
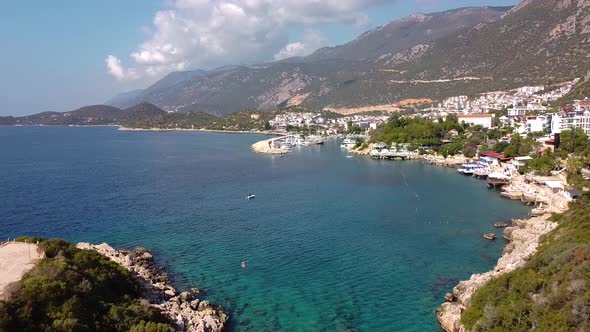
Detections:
0,242,41,298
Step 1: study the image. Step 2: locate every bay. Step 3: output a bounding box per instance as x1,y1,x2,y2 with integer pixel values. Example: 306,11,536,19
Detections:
0,126,530,331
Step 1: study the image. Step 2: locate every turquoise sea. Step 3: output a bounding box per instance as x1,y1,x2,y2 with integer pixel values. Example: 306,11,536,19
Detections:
0,127,531,331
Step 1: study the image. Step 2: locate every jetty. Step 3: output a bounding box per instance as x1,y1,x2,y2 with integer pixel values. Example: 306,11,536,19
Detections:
251,136,292,155
494,221,510,228
369,143,419,160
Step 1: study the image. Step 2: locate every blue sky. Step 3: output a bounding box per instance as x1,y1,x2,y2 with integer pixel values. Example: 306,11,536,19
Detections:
0,0,518,116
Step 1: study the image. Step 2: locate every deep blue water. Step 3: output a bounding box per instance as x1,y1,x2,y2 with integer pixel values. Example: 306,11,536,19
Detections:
0,127,530,331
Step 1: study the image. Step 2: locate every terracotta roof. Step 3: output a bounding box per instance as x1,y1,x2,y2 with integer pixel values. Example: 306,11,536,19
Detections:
480,151,511,161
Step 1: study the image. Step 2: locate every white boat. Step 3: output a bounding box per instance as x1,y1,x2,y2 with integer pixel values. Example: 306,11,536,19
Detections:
292,137,308,146
305,136,324,145
340,138,355,149
458,162,487,175
246,194,256,200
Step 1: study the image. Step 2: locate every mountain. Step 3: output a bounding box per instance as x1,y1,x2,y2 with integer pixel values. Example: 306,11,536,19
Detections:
106,6,511,115
104,89,143,108
305,7,511,63
7,103,167,126
106,70,208,110
106,1,590,116
389,0,590,98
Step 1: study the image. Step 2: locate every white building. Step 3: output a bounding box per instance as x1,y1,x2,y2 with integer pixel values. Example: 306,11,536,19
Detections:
508,106,528,117
456,114,494,129
525,116,548,133
551,111,590,135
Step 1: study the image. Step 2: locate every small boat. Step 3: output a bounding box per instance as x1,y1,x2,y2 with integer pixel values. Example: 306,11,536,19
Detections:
346,155,353,158
241,261,246,269
246,193,256,200
340,138,355,149
483,233,496,240
305,136,325,145
494,222,509,228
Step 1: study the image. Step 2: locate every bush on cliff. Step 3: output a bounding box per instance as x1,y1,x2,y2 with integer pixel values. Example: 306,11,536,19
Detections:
462,194,590,331
0,238,172,331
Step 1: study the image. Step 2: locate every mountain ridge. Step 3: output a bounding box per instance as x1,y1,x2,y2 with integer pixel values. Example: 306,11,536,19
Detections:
0,103,167,126
105,6,512,115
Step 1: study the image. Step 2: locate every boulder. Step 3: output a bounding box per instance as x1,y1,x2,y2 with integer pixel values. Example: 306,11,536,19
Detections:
198,300,210,311
444,293,456,302
180,291,192,302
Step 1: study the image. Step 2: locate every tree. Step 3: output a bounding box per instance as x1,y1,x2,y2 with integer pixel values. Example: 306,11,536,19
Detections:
521,153,557,176
493,141,509,153
463,146,477,158
559,128,589,155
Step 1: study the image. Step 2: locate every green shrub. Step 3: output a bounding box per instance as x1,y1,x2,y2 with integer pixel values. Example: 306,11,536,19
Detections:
0,238,171,331
462,194,590,331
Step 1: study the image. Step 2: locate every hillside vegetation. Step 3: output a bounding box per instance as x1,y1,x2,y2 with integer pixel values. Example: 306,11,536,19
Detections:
462,194,590,331
105,0,590,115
0,238,171,332
4,103,167,126
105,7,511,114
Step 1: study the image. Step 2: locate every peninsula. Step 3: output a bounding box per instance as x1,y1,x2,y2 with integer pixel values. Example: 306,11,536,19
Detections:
0,238,227,332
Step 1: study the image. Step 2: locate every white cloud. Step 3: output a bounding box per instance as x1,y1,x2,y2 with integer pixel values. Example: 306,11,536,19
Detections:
106,0,386,81
274,29,328,60
106,55,139,81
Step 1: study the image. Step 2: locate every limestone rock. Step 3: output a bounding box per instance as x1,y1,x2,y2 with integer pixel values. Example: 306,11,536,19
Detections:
436,215,557,331
76,242,227,332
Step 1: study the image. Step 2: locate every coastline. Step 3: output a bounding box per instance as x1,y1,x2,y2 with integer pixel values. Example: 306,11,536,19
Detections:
118,126,282,136
342,141,567,331
77,242,228,332
436,214,558,332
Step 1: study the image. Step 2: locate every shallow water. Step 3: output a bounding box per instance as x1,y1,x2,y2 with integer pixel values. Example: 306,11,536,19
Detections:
0,127,530,331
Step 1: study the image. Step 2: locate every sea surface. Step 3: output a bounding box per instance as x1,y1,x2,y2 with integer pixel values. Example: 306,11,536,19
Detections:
0,127,531,331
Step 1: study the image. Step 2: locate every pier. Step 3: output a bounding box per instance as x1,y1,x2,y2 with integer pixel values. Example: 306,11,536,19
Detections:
251,134,320,155
370,150,416,160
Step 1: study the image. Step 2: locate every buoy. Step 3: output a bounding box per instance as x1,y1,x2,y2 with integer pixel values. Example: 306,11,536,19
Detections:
241,261,246,269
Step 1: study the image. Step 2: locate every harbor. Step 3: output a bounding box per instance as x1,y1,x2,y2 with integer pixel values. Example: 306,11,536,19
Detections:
251,134,325,155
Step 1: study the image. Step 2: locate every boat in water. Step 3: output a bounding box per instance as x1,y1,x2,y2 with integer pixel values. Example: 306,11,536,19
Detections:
340,138,355,149
458,162,489,176
305,136,325,145
483,233,496,240
246,193,256,200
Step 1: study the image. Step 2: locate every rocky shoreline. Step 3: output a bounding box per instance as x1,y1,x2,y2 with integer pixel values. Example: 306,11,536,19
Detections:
435,214,558,332
77,243,228,332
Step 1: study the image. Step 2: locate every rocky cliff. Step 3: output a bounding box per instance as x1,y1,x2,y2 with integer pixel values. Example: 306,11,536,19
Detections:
77,243,228,332
436,215,557,332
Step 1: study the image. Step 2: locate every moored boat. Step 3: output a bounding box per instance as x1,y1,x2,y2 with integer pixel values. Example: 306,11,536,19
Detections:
483,233,496,240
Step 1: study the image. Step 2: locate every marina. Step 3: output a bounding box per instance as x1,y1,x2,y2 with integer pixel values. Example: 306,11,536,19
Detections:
251,134,325,155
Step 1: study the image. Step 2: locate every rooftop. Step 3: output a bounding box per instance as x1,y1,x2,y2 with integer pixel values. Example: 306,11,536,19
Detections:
457,114,493,118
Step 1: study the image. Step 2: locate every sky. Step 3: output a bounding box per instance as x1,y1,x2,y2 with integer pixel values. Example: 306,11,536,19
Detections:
0,0,519,116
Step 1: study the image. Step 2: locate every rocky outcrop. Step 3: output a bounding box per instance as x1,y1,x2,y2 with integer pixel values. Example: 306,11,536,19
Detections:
77,243,228,332
436,215,557,332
